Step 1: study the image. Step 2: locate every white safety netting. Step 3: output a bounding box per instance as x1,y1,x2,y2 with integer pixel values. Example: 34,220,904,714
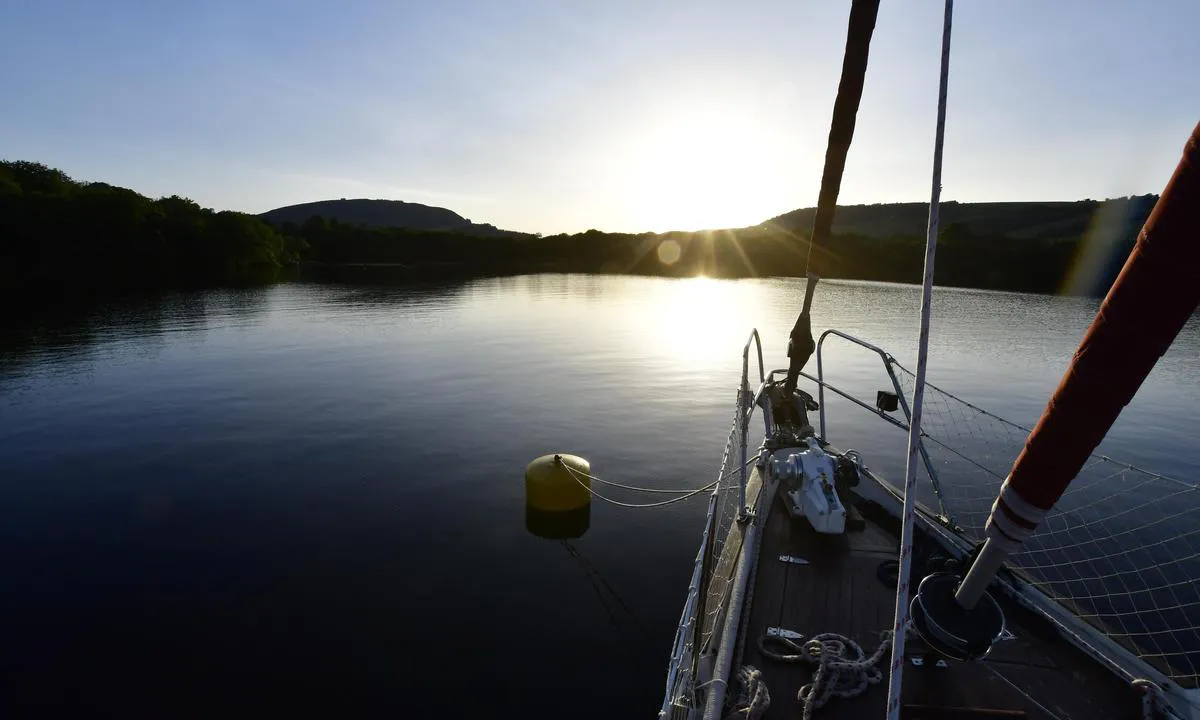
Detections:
699,397,751,653
892,363,1200,687
665,391,748,713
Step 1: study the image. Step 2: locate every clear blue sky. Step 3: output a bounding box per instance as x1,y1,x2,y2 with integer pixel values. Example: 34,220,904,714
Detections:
2,1,1196,234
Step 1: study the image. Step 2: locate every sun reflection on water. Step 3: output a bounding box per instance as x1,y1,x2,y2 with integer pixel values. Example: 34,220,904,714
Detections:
638,276,766,370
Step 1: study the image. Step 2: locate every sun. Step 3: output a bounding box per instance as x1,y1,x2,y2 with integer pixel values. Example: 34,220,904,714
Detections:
628,106,785,231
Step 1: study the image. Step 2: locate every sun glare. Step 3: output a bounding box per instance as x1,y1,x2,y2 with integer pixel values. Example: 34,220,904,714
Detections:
629,106,786,231
643,277,752,364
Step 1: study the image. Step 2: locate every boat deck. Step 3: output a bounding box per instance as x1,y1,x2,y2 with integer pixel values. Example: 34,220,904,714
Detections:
737,469,1142,720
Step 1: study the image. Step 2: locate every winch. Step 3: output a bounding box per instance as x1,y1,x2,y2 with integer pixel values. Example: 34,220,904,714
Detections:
772,438,847,535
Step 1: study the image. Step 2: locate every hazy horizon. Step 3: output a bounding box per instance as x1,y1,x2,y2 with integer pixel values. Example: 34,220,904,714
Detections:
2,0,1196,234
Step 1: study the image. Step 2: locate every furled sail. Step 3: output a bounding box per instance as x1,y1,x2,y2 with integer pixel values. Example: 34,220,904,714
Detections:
782,0,881,395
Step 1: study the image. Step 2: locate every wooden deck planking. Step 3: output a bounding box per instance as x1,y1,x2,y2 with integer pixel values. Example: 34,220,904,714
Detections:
736,481,1142,720
741,484,894,720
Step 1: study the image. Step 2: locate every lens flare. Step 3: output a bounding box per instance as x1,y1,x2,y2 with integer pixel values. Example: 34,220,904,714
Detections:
657,239,682,265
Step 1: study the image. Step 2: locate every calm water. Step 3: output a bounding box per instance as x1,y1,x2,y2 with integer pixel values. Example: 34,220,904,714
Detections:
2,276,1198,716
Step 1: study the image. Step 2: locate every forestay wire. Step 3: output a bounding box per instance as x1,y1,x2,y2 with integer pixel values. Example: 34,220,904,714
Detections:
885,3,954,719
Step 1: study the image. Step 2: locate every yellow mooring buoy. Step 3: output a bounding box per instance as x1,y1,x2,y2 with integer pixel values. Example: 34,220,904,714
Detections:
525,453,591,539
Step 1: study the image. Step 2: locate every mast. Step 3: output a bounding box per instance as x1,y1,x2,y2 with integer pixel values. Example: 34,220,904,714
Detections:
782,0,880,395
908,120,1200,677
884,3,953,720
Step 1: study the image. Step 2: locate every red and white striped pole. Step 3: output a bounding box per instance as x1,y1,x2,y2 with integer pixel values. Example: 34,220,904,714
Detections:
955,120,1200,610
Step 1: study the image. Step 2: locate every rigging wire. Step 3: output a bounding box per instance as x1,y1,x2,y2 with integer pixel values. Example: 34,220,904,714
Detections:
984,663,1066,720
884,3,955,720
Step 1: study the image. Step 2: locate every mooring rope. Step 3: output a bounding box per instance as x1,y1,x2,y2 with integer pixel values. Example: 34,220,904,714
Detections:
758,631,893,720
565,466,725,494
560,457,756,510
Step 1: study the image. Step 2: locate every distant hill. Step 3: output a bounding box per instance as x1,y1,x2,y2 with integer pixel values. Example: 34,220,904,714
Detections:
261,199,524,237
762,197,1157,240
3,157,1164,298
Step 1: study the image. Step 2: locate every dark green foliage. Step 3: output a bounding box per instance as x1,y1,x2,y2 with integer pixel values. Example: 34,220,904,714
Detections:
286,200,1151,295
765,198,1155,242
0,161,293,295
1,160,1156,297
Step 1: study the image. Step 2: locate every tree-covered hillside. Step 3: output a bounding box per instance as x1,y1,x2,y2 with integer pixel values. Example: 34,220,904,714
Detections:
1,160,1156,298
1,161,305,294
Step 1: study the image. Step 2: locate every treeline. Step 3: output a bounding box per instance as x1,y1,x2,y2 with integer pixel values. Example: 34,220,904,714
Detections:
0,161,306,295
287,195,1153,295
1,160,1156,297
766,198,1153,241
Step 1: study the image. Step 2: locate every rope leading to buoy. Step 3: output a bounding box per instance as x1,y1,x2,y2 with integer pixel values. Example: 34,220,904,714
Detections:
564,465,725,494
559,457,757,509
757,631,893,720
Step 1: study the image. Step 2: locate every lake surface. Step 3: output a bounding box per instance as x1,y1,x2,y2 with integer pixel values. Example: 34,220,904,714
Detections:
2,275,1198,717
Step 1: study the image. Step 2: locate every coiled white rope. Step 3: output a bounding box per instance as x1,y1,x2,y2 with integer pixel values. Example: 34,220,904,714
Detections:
758,631,892,720
560,457,756,509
